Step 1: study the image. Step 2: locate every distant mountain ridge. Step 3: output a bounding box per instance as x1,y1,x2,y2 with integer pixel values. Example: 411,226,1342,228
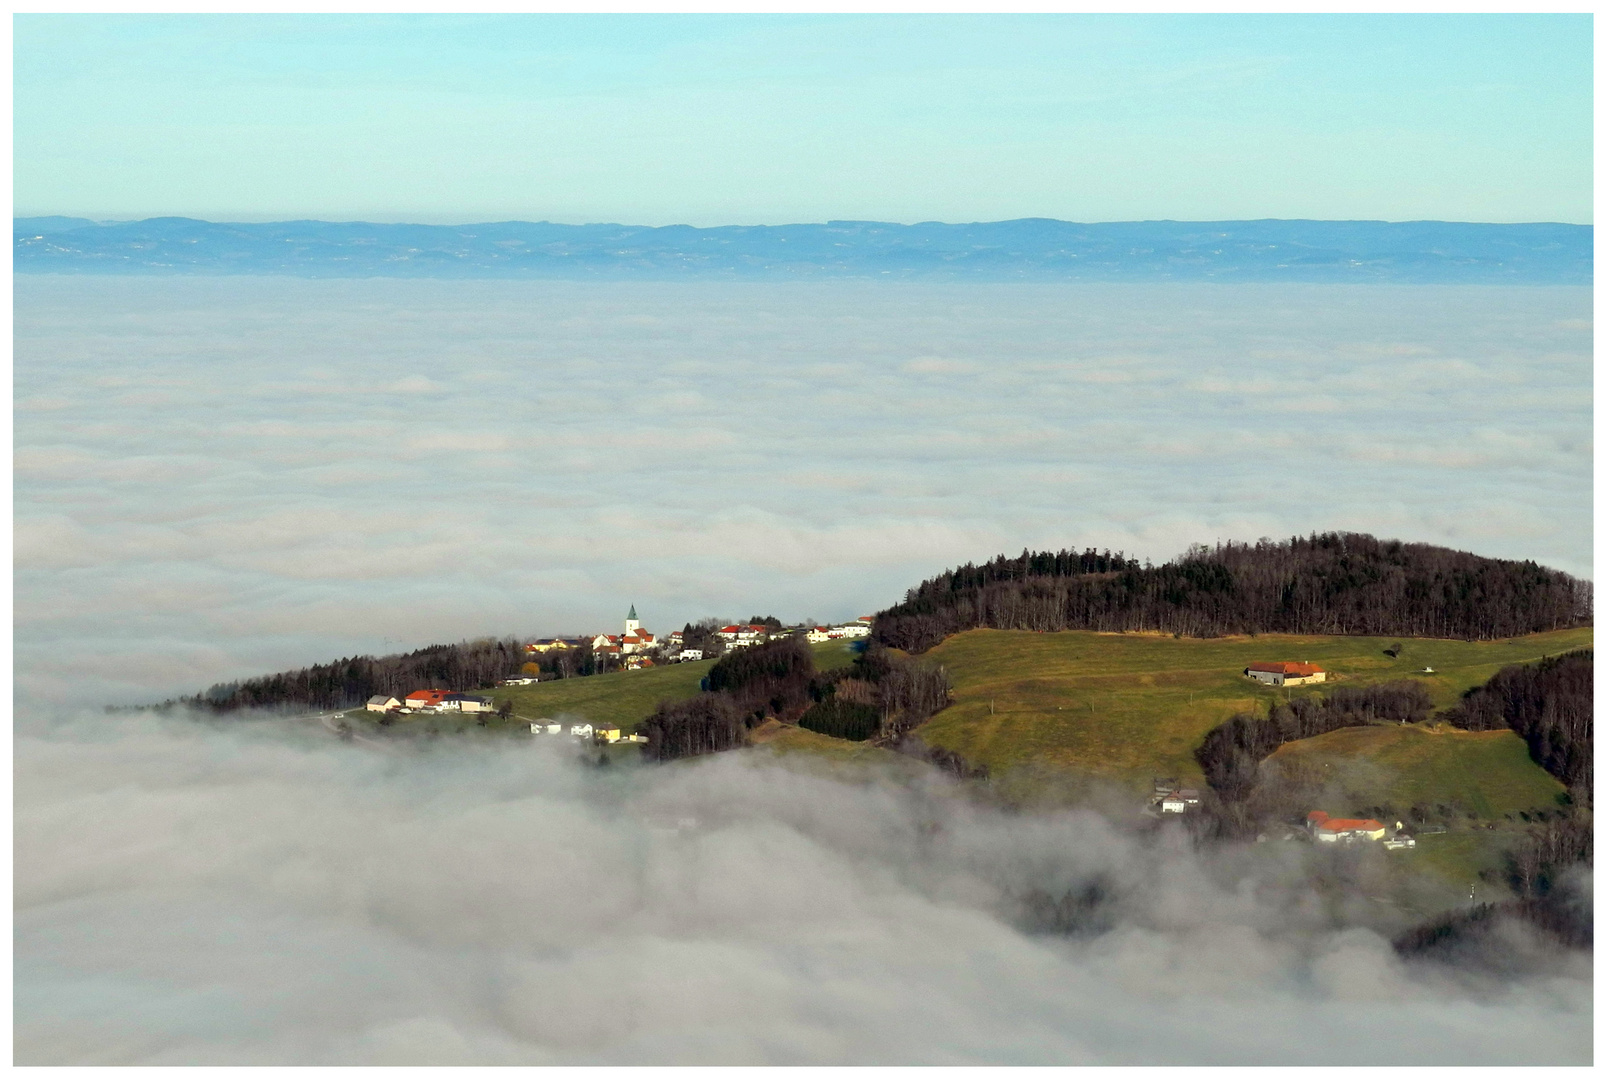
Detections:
13,216,1592,283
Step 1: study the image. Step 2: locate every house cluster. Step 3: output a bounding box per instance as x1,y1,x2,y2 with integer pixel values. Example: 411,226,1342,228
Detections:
1244,661,1327,687
1305,811,1416,848
528,718,647,744
520,609,876,670
366,689,493,715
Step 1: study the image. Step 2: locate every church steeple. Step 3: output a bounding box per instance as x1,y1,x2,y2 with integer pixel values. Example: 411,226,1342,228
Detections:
625,605,641,636
628,604,637,621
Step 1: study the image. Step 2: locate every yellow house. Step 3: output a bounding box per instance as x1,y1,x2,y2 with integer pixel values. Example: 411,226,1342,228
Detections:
596,725,622,743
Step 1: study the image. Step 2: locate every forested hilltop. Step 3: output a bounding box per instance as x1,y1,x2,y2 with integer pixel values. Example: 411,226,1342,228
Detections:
180,638,526,713
873,533,1591,654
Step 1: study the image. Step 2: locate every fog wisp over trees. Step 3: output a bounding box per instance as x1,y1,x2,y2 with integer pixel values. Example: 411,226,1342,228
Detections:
872,533,1591,653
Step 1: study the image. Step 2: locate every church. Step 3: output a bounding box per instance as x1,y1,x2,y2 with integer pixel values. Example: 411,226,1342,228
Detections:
593,605,656,655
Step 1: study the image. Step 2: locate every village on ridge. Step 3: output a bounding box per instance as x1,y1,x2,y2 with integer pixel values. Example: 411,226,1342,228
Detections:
364,607,1424,851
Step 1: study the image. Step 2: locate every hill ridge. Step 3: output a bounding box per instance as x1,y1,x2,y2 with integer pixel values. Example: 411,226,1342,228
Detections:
14,216,1591,283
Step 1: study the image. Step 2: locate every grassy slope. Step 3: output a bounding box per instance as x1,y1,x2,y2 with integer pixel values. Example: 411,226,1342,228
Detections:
1268,724,1566,820
915,627,1592,790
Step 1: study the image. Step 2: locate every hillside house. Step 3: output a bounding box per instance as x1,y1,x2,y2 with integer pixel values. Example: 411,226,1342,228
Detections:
442,694,493,713
404,689,450,710
501,677,536,686
1158,789,1201,813
596,725,622,743
1306,811,1386,843
526,638,584,654
529,719,562,735
366,695,401,712
678,649,704,662
569,723,594,738
830,623,870,640
1246,661,1327,687
806,627,831,643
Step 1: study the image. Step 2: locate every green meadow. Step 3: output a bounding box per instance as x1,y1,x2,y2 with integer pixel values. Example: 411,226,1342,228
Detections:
915,626,1592,791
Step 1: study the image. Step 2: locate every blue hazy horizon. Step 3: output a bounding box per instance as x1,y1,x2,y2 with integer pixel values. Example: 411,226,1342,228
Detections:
13,216,1592,284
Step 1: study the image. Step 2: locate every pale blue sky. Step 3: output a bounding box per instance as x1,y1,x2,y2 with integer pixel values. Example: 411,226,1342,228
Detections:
14,14,1593,224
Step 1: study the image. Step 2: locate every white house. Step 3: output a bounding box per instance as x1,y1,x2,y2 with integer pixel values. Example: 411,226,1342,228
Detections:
570,723,594,738
528,718,562,734
501,677,536,686
806,627,831,643
366,695,401,712
1157,787,1201,813
678,649,704,662
832,623,870,639
442,694,493,713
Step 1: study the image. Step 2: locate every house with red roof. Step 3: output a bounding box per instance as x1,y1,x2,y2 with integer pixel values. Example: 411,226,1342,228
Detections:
1305,811,1386,843
1245,661,1326,687
403,689,450,710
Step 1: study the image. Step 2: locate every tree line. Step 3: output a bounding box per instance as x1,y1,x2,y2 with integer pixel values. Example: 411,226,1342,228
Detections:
1443,649,1593,798
179,637,528,713
1194,681,1435,805
645,639,954,761
872,533,1591,654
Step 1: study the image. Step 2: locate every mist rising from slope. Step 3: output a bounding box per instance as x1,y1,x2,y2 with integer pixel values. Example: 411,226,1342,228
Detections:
15,710,1590,1065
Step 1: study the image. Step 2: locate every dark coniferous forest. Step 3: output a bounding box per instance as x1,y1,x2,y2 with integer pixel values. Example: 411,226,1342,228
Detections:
181,638,527,713
872,533,1590,654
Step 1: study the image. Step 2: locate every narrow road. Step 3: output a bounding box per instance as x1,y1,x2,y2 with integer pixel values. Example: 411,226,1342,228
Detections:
309,710,390,750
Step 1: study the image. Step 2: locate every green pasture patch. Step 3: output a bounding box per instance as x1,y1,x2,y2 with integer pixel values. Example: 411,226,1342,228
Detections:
915,626,1591,792
1269,725,1565,820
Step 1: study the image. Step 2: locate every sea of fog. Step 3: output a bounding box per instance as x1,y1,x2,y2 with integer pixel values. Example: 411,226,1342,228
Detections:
13,277,1593,1064
15,277,1592,708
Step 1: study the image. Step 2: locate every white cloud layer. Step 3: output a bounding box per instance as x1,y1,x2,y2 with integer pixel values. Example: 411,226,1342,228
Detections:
13,711,1592,1065
14,277,1592,710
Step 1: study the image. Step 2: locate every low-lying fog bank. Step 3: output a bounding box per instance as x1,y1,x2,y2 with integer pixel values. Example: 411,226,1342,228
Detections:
14,278,1593,709
16,709,1591,1065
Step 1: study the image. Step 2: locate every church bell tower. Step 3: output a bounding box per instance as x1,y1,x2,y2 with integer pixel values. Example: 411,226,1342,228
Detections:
625,604,641,636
